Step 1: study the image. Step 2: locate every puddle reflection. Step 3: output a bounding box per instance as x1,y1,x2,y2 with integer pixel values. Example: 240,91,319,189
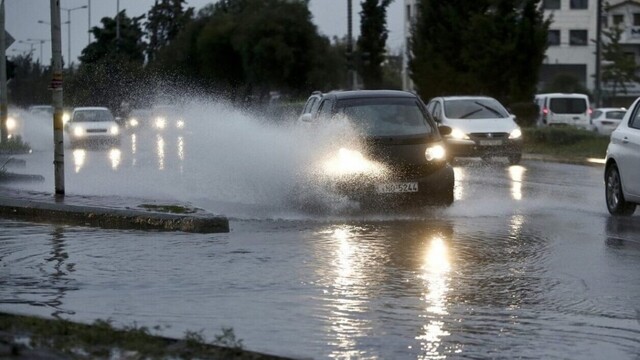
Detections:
509,165,526,201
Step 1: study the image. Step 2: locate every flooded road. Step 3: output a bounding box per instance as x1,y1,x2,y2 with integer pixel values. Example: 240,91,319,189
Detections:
2,108,640,359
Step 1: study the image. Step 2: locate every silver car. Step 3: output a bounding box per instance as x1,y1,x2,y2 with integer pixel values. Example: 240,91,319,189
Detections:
604,100,640,215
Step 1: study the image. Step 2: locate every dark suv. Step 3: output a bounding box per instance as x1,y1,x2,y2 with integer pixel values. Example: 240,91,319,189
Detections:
299,90,455,207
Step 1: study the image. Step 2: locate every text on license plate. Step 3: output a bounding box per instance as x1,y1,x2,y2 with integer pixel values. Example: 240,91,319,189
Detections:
480,139,503,146
376,182,419,194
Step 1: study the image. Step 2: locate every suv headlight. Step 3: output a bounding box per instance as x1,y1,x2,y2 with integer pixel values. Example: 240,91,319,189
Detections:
110,125,119,135
450,128,470,140
509,128,522,139
6,117,16,130
425,144,446,161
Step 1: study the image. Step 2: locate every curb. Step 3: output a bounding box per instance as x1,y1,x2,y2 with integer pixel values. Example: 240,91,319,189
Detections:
0,191,229,234
522,153,605,167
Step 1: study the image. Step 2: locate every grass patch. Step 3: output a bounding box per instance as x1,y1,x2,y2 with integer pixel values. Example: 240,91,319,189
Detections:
138,203,200,214
0,312,286,360
0,136,31,154
522,127,609,159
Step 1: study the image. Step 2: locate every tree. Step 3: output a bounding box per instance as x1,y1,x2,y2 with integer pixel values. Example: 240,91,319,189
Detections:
357,0,392,89
79,10,146,65
410,0,549,105
146,0,194,62
7,54,51,107
70,11,147,111
601,25,640,100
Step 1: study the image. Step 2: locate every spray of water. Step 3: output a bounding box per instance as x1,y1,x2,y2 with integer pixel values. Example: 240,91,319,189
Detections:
13,98,383,218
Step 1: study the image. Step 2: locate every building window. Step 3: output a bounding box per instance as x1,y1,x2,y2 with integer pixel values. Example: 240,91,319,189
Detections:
602,14,608,27
634,13,640,26
548,29,561,46
543,0,561,10
569,30,588,46
406,4,411,21
570,0,588,9
613,14,624,26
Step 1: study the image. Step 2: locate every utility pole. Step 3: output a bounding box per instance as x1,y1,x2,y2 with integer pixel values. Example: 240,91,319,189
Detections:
347,0,356,90
116,0,120,51
0,0,7,143
595,0,603,107
50,0,65,196
88,0,91,45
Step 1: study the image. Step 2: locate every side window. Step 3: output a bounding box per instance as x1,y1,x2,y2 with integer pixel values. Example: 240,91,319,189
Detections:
630,105,640,129
432,102,442,121
302,97,317,114
318,100,333,119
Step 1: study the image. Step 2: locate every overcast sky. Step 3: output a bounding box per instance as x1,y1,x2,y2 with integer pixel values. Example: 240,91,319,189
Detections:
5,0,404,66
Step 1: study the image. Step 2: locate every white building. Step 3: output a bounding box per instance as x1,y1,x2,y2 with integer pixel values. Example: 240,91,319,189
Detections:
402,0,640,106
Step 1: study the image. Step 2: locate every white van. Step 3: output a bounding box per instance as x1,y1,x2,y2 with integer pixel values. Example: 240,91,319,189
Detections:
534,93,591,129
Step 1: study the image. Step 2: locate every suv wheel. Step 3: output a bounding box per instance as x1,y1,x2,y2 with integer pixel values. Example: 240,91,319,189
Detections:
605,164,636,216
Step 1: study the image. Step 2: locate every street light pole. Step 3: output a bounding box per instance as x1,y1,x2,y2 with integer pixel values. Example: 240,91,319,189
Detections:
595,0,603,107
27,38,51,65
88,0,91,45
0,0,7,143
61,5,87,68
116,0,120,51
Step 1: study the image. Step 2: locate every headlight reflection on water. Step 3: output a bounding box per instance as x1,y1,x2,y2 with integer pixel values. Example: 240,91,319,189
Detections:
416,236,453,359
73,149,86,173
109,148,121,170
509,165,526,201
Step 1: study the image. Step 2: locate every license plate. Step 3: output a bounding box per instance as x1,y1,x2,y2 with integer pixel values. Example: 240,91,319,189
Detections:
479,139,502,146
376,182,418,194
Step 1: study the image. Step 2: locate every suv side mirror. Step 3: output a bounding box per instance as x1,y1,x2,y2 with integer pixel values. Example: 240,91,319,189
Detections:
438,125,452,136
299,113,313,123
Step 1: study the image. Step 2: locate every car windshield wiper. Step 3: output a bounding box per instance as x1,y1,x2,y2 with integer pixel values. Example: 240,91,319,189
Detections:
459,108,483,119
474,101,504,117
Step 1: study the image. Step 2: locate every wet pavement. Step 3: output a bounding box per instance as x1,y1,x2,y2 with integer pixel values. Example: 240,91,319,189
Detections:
1,157,639,359
1,110,639,359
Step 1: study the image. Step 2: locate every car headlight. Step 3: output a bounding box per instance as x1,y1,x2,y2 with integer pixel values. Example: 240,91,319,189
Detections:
155,117,166,129
322,148,386,177
509,128,522,139
449,128,470,140
62,112,70,124
6,117,16,131
176,120,185,129
128,118,138,127
73,126,84,137
110,125,119,135
425,144,446,161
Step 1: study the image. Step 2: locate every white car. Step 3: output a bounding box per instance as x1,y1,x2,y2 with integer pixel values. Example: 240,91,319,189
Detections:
535,93,591,129
604,99,640,216
591,107,626,135
426,96,523,164
66,107,120,146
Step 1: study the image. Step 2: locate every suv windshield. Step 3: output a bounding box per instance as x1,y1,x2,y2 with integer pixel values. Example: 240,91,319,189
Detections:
444,99,509,119
73,110,114,122
336,98,434,136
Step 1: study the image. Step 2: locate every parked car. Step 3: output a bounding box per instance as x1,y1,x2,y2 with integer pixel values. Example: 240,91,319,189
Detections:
426,96,523,164
534,93,591,129
604,98,640,216
591,107,626,135
65,107,120,146
299,90,455,207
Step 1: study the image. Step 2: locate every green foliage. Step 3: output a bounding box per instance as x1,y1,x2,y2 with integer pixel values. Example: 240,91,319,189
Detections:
601,25,640,99
523,127,609,158
0,136,31,154
7,54,51,107
213,326,244,349
509,101,538,127
151,0,344,101
357,0,393,89
79,10,146,65
146,0,195,62
410,0,549,104
542,73,592,98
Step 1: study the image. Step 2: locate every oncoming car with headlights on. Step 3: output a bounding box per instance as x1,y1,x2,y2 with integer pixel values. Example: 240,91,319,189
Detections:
65,107,120,147
151,104,185,131
299,90,455,207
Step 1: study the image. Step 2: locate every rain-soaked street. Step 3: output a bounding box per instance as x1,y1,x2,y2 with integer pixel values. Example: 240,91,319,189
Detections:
1,107,639,359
